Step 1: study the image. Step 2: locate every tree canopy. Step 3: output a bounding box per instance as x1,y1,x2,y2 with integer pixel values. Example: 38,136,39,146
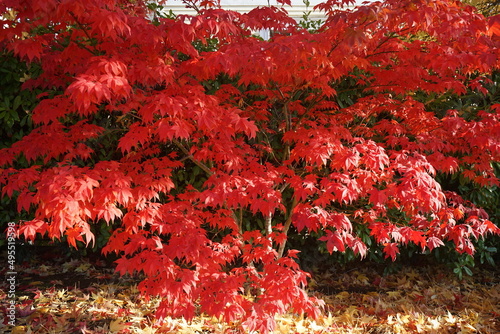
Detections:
1,0,500,332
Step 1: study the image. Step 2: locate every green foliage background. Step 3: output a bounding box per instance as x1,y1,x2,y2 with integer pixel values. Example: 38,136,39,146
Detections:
0,51,38,233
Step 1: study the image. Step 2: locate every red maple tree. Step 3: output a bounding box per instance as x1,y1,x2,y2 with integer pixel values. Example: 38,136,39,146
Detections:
1,0,500,331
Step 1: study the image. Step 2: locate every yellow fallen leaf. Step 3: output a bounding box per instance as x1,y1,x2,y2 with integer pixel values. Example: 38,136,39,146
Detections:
141,326,157,334
38,264,53,273
359,315,376,325
396,276,409,288
110,318,128,333
11,326,26,334
395,313,411,324
276,321,292,333
319,312,334,327
110,298,125,306
295,319,307,333
308,278,318,288
357,274,370,284
93,295,105,304
445,311,456,324
28,281,44,286
428,317,441,329
406,270,420,280
464,323,477,331
387,290,401,298
336,291,350,299
56,289,67,299
75,263,92,272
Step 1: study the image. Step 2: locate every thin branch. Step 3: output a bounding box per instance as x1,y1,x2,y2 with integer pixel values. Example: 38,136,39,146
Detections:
264,213,273,251
238,207,243,235
278,196,298,258
292,96,324,131
172,139,250,247
172,139,213,175
327,41,341,58
67,11,101,55
274,84,292,131
274,84,293,162
183,0,201,14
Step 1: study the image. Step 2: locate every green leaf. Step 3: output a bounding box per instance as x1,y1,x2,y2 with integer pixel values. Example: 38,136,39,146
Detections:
13,95,22,110
486,254,495,266
10,109,20,121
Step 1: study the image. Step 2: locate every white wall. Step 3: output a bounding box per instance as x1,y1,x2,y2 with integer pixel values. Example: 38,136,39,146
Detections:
163,0,328,20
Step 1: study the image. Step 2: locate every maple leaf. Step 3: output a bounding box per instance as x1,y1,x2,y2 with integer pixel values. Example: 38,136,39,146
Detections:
17,189,35,213
369,188,388,206
427,236,445,251
19,220,48,242
276,0,292,6
65,227,84,249
320,230,346,253
91,9,131,41
118,123,151,153
234,115,258,139
350,238,368,259
383,243,400,261
12,37,46,62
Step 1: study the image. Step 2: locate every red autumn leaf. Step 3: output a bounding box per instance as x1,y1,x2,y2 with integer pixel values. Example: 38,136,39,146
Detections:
383,243,400,261
65,227,84,248
319,230,346,253
427,236,445,251
350,238,368,259
488,15,500,37
18,220,48,242
12,37,46,62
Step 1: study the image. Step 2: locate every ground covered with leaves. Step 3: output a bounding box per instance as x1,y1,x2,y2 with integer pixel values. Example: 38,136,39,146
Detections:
1,253,499,334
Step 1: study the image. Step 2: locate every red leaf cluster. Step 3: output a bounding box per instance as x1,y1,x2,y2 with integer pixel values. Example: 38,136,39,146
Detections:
1,0,500,331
